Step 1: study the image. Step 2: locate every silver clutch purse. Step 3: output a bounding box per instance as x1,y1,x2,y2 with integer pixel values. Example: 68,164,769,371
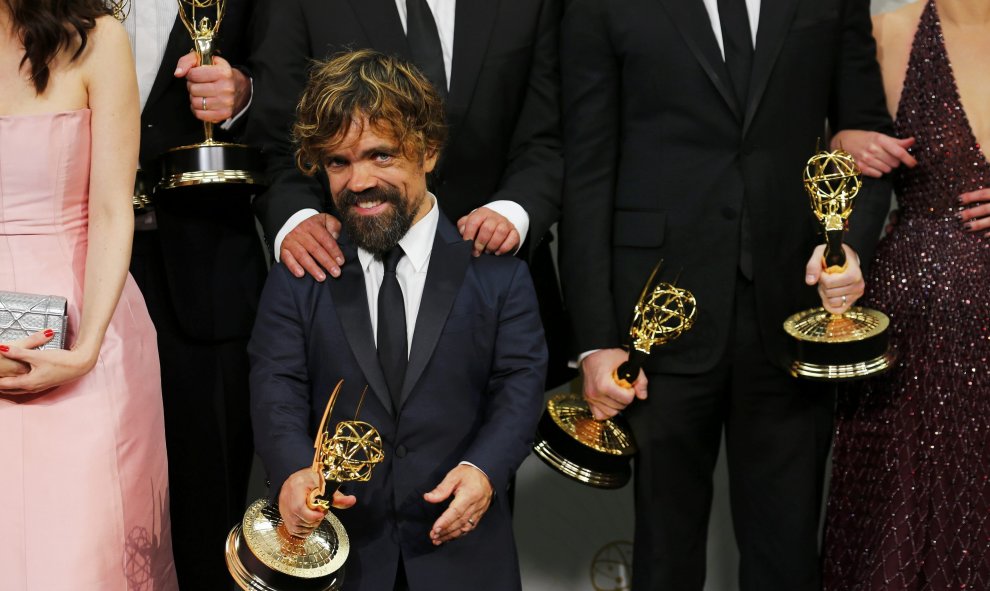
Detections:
0,291,68,350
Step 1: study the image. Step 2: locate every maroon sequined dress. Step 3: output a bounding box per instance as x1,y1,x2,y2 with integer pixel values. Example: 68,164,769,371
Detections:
823,2,990,589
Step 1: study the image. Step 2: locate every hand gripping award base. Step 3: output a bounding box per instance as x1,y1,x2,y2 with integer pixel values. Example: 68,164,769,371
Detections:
533,263,697,489
226,381,384,591
783,149,895,380
156,0,266,196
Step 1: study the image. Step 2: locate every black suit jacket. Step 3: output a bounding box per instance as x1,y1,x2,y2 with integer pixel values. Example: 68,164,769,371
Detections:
247,0,562,255
139,0,267,340
559,0,894,373
249,214,547,591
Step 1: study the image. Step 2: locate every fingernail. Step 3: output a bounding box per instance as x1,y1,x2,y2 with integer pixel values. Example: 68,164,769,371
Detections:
174,67,182,76
44,329,54,338
335,257,344,265
956,212,964,220
963,222,973,231
331,231,340,239
316,272,326,282
806,274,816,283
459,226,465,234
0,345,8,352
330,267,340,277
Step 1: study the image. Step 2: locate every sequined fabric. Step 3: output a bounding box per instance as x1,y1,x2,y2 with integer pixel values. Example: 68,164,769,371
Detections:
823,2,990,589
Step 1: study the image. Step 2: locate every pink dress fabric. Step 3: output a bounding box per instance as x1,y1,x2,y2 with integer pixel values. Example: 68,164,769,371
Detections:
0,109,178,590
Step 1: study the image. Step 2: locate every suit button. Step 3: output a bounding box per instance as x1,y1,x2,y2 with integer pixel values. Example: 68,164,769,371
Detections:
395,444,408,458
721,207,738,220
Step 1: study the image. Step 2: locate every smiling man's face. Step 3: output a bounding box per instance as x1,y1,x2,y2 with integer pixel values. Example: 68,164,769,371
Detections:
324,115,438,256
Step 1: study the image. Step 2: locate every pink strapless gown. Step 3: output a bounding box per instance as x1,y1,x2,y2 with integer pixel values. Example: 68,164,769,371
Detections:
0,110,178,590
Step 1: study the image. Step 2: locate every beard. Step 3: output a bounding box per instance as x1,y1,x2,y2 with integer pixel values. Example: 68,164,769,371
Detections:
336,186,418,258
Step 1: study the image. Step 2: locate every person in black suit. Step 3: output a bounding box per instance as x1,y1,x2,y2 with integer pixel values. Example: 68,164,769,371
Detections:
249,50,547,591
124,1,267,587
559,1,897,589
246,0,571,388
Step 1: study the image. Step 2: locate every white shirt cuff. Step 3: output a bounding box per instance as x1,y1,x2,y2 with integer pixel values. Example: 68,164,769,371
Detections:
220,77,253,130
481,200,529,253
458,461,491,484
273,208,320,262
570,349,601,369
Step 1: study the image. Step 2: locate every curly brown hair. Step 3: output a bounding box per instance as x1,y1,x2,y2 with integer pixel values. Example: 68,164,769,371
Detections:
3,0,111,94
294,49,447,176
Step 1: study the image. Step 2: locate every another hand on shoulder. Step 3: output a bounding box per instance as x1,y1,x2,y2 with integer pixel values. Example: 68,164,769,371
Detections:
0,331,95,394
281,213,345,281
0,330,55,380
579,348,648,420
424,464,493,545
278,469,356,540
175,52,251,123
958,189,990,236
457,207,520,257
830,130,917,178
804,244,865,314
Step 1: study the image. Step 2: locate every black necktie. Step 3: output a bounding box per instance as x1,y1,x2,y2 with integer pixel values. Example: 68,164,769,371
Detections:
717,0,754,109
378,247,407,412
406,0,447,98
718,0,755,280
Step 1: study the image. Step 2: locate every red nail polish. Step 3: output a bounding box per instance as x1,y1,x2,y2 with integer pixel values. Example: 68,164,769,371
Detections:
0,345,9,352
44,329,54,338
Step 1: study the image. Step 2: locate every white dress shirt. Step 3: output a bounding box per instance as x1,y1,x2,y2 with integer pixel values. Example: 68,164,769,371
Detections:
701,0,761,55
355,194,487,478
357,195,440,352
273,0,530,262
393,0,455,90
122,0,177,111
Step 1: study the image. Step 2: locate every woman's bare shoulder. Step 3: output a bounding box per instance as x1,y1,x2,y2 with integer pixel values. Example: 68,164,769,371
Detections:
873,1,925,61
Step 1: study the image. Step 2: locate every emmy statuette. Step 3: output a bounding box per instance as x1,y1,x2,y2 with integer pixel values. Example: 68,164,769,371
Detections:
783,149,895,380
157,0,265,193
533,263,697,489
226,381,385,591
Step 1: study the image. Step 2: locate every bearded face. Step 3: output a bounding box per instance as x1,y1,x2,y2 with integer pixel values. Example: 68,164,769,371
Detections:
334,185,423,257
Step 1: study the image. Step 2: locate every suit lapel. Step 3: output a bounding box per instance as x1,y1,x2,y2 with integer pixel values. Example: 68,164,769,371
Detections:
446,0,497,136
345,0,411,60
399,217,472,407
742,0,799,136
144,16,189,115
327,240,394,415
658,0,741,120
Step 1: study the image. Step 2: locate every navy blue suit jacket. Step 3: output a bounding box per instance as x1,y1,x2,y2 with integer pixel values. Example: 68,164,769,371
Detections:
249,214,547,591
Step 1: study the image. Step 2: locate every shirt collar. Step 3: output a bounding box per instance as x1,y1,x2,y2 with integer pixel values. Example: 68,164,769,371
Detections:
357,193,439,273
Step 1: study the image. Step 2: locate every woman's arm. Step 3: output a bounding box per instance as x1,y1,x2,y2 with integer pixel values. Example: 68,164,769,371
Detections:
0,17,139,393
74,16,140,364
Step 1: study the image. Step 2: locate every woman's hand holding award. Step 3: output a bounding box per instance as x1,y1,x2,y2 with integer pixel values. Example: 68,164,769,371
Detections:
783,149,895,380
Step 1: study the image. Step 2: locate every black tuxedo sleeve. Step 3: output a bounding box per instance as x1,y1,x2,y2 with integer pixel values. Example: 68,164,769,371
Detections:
248,264,317,500
491,0,563,255
462,261,548,494
830,0,894,270
247,0,326,248
558,0,623,354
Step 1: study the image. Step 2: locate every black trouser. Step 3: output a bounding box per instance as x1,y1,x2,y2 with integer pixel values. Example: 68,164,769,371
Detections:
131,231,255,591
628,276,833,591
